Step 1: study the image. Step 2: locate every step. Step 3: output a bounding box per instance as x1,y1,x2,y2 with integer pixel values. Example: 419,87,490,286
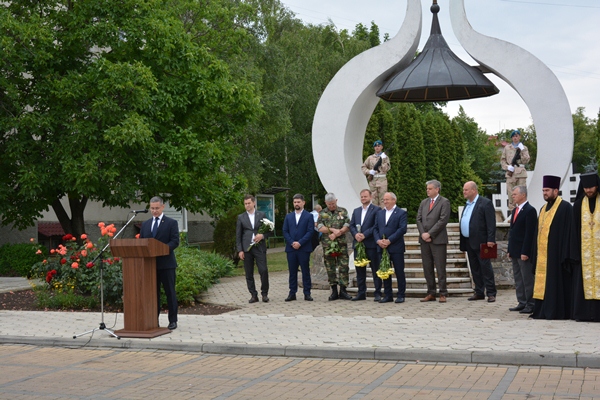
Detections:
345,287,474,297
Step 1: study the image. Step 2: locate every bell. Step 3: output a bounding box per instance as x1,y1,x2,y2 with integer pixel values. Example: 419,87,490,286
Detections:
377,1,499,102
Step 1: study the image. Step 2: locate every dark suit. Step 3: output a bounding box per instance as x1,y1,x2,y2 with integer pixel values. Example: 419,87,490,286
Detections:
349,203,382,297
374,206,408,300
236,211,269,297
507,201,537,309
459,195,497,298
416,195,450,297
283,210,314,295
140,214,179,323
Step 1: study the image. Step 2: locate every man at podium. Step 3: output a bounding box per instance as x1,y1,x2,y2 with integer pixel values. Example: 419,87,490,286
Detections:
140,196,180,330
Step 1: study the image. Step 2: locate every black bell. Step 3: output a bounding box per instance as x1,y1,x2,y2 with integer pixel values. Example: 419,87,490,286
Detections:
377,1,499,102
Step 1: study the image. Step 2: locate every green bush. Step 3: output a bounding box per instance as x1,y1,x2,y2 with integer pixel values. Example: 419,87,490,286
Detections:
173,247,235,306
212,205,244,266
34,286,98,310
0,243,42,277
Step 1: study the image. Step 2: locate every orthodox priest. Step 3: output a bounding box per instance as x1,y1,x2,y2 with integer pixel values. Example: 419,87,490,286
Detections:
572,171,600,322
531,175,573,320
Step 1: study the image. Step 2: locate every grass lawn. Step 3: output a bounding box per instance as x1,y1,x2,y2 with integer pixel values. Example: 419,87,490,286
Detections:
231,250,290,276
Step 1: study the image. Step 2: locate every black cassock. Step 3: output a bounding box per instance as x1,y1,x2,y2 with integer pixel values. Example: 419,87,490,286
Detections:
572,195,600,322
531,199,574,320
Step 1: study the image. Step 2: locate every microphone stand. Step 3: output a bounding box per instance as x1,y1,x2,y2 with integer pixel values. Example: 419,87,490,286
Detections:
73,212,144,340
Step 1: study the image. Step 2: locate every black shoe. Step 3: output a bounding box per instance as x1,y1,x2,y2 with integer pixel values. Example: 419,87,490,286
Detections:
339,285,352,300
168,322,177,330
262,294,269,303
304,294,313,301
249,295,259,303
395,297,405,303
285,294,297,302
487,296,496,303
351,294,366,301
379,297,393,303
328,285,339,301
373,293,382,302
509,305,525,312
468,294,485,301
519,307,533,314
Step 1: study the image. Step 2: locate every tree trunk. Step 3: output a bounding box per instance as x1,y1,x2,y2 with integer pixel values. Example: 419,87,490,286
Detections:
52,195,88,240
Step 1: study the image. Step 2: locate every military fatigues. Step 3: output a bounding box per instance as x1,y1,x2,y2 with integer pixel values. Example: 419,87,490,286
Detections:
500,144,530,211
361,153,391,206
318,207,350,286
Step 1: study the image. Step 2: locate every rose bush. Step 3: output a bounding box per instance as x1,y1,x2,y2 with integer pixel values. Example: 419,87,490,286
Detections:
31,223,124,306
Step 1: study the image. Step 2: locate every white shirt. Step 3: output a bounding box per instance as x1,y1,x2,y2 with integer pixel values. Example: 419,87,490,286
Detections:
360,203,370,225
385,205,396,224
295,210,303,224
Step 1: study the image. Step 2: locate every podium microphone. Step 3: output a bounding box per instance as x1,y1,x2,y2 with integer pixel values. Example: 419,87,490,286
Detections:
132,209,149,214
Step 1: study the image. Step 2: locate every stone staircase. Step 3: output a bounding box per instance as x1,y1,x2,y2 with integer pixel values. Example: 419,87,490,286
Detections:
347,222,474,298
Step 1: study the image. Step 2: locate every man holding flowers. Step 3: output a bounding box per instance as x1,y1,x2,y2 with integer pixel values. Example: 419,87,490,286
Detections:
283,194,315,301
374,192,408,303
318,193,352,301
236,194,271,303
349,189,382,301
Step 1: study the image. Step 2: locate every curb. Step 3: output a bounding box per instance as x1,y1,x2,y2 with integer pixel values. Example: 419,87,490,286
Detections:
1,336,597,368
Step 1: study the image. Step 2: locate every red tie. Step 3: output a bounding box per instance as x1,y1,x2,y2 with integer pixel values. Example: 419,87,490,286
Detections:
429,199,435,211
512,206,519,222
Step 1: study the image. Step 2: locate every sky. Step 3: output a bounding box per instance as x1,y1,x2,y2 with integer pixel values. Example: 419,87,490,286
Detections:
279,0,600,135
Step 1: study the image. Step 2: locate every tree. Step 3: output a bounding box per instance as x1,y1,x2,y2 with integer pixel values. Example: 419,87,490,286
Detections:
571,107,597,173
0,0,261,237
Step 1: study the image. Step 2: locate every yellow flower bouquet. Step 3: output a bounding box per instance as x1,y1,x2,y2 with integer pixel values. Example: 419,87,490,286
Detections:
376,236,393,280
353,225,370,267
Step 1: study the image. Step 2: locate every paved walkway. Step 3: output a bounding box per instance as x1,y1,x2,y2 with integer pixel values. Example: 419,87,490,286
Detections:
1,273,599,368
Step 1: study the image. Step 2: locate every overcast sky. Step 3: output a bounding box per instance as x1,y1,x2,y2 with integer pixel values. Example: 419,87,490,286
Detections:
280,0,600,134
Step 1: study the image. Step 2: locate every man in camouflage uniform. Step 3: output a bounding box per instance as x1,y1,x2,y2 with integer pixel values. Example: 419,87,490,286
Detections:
361,140,390,207
501,130,530,214
318,193,352,300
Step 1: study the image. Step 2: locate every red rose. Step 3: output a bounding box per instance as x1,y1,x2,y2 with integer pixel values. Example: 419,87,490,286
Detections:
63,234,74,241
60,258,67,265
86,262,94,269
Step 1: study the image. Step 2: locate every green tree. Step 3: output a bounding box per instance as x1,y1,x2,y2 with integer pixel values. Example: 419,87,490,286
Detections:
572,107,597,173
0,0,261,236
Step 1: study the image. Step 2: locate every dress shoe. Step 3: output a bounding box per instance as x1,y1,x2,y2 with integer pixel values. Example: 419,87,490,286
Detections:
420,294,436,302
379,297,393,303
285,294,297,302
395,297,405,303
487,296,496,303
168,322,177,330
373,293,382,302
304,294,313,301
249,295,259,303
519,307,533,314
351,294,366,301
467,294,485,301
439,295,447,303
509,305,525,312
262,294,269,303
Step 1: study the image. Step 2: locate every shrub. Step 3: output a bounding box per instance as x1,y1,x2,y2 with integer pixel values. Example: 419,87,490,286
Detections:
0,242,42,277
173,247,235,306
30,224,123,306
212,205,244,266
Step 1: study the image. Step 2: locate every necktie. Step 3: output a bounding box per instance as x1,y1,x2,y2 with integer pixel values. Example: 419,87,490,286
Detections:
152,217,159,237
429,199,435,211
512,206,519,222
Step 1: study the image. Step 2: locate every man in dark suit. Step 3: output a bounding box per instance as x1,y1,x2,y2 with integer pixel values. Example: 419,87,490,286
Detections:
459,181,497,302
283,193,315,301
236,194,269,303
139,196,179,330
507,185,537,314
416,180,451,303
349,189,382,301
374,192,408,303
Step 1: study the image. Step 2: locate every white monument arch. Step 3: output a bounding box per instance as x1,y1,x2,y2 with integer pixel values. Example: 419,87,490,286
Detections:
312,0,573,212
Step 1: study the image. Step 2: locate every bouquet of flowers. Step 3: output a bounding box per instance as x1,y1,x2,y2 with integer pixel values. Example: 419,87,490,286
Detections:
376,235,393,280
247,218,274,251
353,225,370,267
325,240,343,258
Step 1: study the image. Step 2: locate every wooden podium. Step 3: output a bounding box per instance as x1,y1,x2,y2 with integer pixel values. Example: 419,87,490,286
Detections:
110,238,172,338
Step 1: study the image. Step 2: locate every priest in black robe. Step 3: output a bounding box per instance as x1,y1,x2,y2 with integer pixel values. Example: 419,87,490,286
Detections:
531,175,574,320
572,171,600,322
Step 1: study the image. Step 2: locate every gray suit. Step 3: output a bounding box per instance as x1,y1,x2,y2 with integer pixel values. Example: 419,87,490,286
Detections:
417,195,450,296
236,211,269,296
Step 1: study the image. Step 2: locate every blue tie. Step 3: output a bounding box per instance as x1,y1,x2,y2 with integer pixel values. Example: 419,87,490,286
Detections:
152,217,159,237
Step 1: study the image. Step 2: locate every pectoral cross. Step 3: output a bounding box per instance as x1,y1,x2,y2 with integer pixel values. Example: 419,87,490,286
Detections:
590,220,595,229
